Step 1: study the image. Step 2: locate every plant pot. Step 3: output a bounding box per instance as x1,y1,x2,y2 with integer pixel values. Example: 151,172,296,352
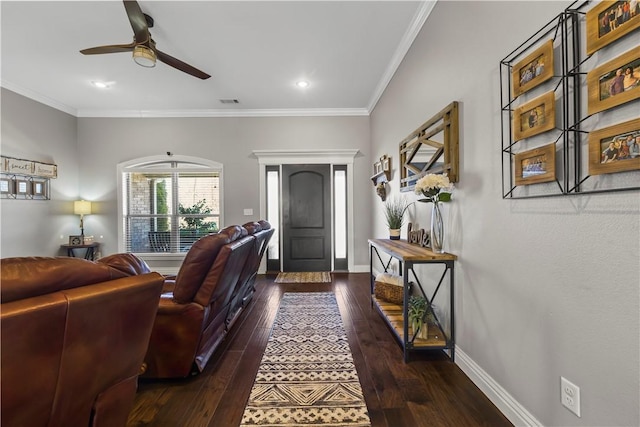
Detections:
411,320,429,340
389,229,401,240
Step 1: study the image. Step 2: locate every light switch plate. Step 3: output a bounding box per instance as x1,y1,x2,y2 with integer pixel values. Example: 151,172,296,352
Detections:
243,208,253,216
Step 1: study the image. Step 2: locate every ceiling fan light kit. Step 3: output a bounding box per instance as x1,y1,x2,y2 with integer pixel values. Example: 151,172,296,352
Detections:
133,45,156,68
80,0,210,80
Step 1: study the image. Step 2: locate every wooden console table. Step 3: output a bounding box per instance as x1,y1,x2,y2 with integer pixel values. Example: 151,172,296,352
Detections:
61,242,100,261
368,238,457,362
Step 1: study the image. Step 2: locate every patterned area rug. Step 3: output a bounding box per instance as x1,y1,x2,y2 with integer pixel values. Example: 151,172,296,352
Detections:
240,292,371,427
274,272,332,284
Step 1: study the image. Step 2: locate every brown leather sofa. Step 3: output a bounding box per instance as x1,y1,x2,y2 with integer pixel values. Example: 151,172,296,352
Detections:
1,255,164,427
226,220,274,329
142,225,255,378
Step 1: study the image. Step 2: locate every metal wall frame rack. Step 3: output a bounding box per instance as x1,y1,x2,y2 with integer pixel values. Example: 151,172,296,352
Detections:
500,0,639,199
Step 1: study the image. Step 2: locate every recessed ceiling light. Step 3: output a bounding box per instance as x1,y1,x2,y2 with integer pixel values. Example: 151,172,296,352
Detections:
91,81,114,89
296,80,309,88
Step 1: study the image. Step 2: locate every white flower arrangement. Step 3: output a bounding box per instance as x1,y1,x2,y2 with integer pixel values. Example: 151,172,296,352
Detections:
414,173,454,203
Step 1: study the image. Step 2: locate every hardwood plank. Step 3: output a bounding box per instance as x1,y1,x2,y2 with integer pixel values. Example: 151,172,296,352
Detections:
127,273,511,427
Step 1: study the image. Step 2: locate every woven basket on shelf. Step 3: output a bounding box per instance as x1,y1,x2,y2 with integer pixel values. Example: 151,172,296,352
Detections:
374,281,403,305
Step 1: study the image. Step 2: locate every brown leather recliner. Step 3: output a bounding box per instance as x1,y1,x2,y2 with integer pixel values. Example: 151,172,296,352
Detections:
142,225,255,378
1,255,164,427
226,220,275,329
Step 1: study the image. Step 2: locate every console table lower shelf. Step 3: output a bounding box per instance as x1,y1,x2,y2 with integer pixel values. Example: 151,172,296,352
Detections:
373,296,447,350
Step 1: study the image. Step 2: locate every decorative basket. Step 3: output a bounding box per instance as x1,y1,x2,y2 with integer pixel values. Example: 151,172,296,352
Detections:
374,281,403,305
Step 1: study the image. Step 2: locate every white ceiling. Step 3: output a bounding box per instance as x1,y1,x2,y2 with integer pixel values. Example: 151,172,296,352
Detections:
1,1,434,117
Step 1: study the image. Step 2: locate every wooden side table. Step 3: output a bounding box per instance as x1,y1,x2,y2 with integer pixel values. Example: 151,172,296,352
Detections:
61,242,100,261
369,238,457,362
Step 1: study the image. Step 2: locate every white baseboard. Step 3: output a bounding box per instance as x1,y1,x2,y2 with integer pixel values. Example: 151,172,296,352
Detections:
455,346,543,427
351,264,370,273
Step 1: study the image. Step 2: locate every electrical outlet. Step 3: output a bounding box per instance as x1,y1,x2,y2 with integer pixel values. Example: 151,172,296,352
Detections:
561,376,581,417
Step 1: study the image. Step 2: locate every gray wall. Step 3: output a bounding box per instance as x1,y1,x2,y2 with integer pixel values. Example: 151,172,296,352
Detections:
1,88,80,257
370,1,639,426
75,115,372,266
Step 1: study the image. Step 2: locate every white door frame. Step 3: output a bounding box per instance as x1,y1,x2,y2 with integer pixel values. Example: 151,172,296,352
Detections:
253,149,359,272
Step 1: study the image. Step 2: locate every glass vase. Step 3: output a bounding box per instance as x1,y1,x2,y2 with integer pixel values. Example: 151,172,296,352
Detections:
430,202,445,253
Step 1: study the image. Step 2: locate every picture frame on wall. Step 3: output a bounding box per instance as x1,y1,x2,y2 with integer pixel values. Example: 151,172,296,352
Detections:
511,40,555,98
587,46,640,115
32,180,47,198
514,142,557,186
0,177,13,195
15,179,31,196
513,91,556,142
586,1,640,56
588,118,640,176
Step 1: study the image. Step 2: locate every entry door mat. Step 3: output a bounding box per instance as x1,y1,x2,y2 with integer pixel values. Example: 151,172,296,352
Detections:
274,272,332,284
240,292,371,426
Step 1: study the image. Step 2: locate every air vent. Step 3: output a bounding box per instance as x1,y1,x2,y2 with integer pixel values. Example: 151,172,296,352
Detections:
219,99,240,104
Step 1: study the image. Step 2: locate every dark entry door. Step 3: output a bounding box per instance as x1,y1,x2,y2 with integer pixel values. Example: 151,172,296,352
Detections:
282,164,331,272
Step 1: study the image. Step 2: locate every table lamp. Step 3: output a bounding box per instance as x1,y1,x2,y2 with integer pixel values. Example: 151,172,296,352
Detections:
74,200,92,242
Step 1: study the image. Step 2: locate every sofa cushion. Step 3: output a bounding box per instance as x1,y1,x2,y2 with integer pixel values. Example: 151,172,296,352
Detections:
98,253,152,276
258,220,272,231
173,233,230,304
219,224,246,241
242,221,262,235
0,257,127,303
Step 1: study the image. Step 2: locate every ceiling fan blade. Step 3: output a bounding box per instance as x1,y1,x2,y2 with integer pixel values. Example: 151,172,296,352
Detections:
123,0,149,44
156,49,211,80
80,42,136,55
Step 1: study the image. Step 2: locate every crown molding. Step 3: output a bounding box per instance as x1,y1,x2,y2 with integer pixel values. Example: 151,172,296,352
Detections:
1,80,77,117
76,107,370,118
367,0,436,112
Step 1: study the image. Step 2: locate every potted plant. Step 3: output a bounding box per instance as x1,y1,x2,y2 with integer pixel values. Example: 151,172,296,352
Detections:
383,197,411,240
408,296,435,340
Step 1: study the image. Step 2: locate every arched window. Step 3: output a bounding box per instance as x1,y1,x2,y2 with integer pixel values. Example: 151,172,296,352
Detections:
117,155,223,256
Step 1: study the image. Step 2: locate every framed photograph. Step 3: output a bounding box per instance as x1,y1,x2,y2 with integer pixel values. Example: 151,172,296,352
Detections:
589,118,640,176
586,1,640,56
15,179,31,196
588,46,640,115
0,177,13,194
32,180,47,198
513,91,556,141
511,40,554,98
382,155,390,173
69,235,84,246
514,142,557,186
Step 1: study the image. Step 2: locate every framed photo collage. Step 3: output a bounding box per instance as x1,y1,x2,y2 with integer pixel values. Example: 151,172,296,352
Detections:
501,0,640,198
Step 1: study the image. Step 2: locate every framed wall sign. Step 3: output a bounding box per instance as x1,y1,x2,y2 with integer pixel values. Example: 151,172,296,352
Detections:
589,118,640,176
587,46,640,115
513,91,556,142
586,1,640,56
511,40,555,98
514,142,557,186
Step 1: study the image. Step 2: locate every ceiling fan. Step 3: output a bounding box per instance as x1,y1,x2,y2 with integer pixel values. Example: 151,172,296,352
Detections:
80,0,211,80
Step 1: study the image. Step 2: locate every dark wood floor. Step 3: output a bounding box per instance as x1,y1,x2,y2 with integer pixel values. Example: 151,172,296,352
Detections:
127,273,512,427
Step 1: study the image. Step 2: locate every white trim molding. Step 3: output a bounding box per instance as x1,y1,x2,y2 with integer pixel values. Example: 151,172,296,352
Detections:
253,149,359,273
455,346,543,427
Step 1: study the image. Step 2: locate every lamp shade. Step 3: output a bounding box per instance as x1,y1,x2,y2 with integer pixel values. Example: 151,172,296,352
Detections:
74,200,92,216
